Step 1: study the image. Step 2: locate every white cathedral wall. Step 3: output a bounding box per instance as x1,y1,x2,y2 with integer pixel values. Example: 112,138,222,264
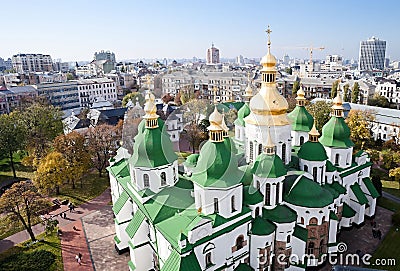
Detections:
328,219,338,252
253,176,284,209
324,147,353,169
193,222,250,270
274,221,296,243
235,125,245,141
132,162,178,193
245,123,292,164
298,160,326,184
286,203,331,227
156,230,172,268
115,198,133,225
249,233,275,269
291,236,307,266
291,130,309,147
115,220,130,250
131,243,153,271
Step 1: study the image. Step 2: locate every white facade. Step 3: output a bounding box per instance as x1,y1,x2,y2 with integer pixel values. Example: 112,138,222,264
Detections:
77,78,117,108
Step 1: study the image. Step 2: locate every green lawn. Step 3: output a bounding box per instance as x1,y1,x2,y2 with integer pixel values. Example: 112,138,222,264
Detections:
372,226,400,270
0,214,41,240
377,197,400,212
383,187,400,199
0,231,63,271
0,153,34,184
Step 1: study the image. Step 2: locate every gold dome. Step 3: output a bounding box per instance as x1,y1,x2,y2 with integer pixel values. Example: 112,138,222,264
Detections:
208,106,223,131
296,86,305,99
308,123,320,142
332,93,344,110
260,51,277,67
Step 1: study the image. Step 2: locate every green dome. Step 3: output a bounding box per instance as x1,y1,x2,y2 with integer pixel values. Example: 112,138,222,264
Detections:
262,204,297,223
183,154,199,167
192,141,244,188
251,216,276,236
298,141,328,161
319,116,354,148
224,137,238,154
130,126,177,168
287,105,313,132
251,153,287,178
243,185,264,205
234,103,250,126
284,176,334,208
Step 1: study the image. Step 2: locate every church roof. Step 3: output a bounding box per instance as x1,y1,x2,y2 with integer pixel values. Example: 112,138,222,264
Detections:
161,250,201,271
362,177,380,198
250,216,276,236
293,225,308,242
319,116,354,148
350,183,369,205
287,105,313,132
251,153,287,178
234,102,250,126
262,204,297,223
298,141,328,161
342,203,356,218
284,176,334,208
243,185,264,205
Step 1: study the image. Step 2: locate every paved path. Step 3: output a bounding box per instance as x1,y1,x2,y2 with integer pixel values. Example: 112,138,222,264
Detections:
382,191,400,204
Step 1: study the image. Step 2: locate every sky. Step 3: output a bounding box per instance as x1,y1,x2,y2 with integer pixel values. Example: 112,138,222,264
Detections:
2,0,400,62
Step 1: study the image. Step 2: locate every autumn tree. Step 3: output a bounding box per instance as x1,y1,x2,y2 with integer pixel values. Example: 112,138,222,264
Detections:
122,92,145,107
306,101,332,132
381,149,400,171
53,132,92,189
292,81,300,96
180,84,197,105
35,151,68,195
181,123,208,153
389,167,400,183
86,124,120,176
331,80,340,99
182,99,212,125
0,181,49,242
19,102,63,167
0,113,26,178
351,82,360,103
343,84,350,102
368,93,390,108
345,109,375,149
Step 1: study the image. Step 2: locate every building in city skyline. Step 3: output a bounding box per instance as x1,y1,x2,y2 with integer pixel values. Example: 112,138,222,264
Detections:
358,36,386,71
206,43,220,64
12,53,53,73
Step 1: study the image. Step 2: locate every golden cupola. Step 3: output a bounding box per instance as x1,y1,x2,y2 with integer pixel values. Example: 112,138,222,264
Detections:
143,92,159,129
245,26,289,126
208,106,224,142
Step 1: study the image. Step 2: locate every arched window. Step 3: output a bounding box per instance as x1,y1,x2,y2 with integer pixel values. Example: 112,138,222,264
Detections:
256,181,260,191
205,252,213,267
143,174,150,188
322,216,325,222
301,217,304,224
307,242,315,255
287,235,291,244
265,184,271,205
304,164,308,172
309,217,318,225
236,235,244,250
258,144,263,155
282,143,287,163
231,196,236,212
275,183,280,205
300,136,304,145
161,172,166,186
335,153,340,166
313,167,318,182
319,239,325,255
255,207,260,217
249,142,254,162
214,198,219,213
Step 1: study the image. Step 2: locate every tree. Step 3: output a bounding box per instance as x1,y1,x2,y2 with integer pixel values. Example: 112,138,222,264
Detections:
343,84,350,102
351,82,360,103
66,73,74,81
122,92,145,107
381,149,400,171
0,181,49,242
180,84,197,104
292,81,300,96
224,108,238,127
182,99,212,125
86,124,120,176
368,93,390,108
181,123,208,153
389,167,400,183
306,101,331,132
53,132,92,189
285,67,292,75
345,109,375,149
19,103,63,167
0,113,26,178
35,151,68,195
331,80,340,99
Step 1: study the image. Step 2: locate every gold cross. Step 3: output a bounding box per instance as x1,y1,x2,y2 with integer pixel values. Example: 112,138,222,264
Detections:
266,25,272,47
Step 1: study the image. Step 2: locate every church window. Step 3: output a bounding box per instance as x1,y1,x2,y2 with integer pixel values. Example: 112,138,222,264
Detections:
161,172,166,186
313,167,318,182
307,242,315,255
335,153,340,166
275,183,280,205
281,143,287,163
214,198,219,213
231,196,236,212
265,184,271,205
287,235,291,243
258,144,263,155
143,174,150,188
256,181,260,191
205,252,213,267
236,235,245,250
249,142,254,162
304,165,308,172
300,136,304,145
255,207,260,217
309,217,318,225
301,217,304,224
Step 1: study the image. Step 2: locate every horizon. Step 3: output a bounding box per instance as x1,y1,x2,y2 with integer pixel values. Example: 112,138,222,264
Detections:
1,0,400,62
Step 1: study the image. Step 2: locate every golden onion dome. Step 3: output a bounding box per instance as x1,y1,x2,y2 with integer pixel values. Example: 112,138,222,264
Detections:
260,50,277,68
208,106,223,131
332,93,344,110
296,86,305,99
143,92,158,120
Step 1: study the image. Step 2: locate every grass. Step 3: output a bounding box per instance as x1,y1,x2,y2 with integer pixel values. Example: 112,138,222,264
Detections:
56,171,110,206
377,197,400,212
0,215,41,240
0,231,63,271
371,167,390,182
371,226,400,270
383,187,400,198
0,153,34,184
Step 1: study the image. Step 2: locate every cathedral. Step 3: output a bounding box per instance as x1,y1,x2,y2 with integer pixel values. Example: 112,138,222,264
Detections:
108,30,379,271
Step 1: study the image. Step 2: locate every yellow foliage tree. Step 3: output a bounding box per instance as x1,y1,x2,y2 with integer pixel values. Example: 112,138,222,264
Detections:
35,151,68,195
389,167,400,183
345,109,375,149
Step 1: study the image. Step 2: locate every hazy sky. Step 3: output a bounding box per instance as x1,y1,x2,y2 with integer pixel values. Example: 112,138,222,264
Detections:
2,0,400,62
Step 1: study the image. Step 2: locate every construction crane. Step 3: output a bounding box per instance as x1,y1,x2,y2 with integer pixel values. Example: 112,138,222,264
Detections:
305,46,325,66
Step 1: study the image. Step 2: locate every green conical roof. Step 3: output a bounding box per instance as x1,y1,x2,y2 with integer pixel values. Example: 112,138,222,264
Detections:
191,140,244,188
234,103,250,126
284,176,334,208
243,185,264,205
298,141,328,161
287,105,313,132
251,216,276,236
183,154,199,167
251,153,287,178
130,126,177,168
319,116,354,148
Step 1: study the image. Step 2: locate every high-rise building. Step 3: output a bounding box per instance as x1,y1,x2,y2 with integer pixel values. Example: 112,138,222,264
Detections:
206,43,220,64
94,50,116,62
358,36,386,71
12,54,53,73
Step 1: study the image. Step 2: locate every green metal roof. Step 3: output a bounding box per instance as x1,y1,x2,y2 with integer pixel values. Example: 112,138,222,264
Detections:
112,190,129,214
298,141,328,161
234,103,250,127
330,181,347,194
350,183,369,205
293,225,308,242
161,250,201,271
192,140,244,188
362,177,380,198
342,203,356,218
239,165,253,186
130,125,177,168
325,160,337,172
125,211,145,238
183,154,199,167
243,185,264,205
322,184,340,199
329,211,339,221
251,153,287,178
284,176,334,208
251,216,276,236
108,159,130,178
339,162,373,177
234,263,255,271
319,116,354,148
263,204,297,223
128,260,136,270
287,105,313,132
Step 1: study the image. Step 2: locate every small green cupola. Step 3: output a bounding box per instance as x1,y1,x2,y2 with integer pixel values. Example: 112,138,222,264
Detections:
287,86,313,132
298,124,328,161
